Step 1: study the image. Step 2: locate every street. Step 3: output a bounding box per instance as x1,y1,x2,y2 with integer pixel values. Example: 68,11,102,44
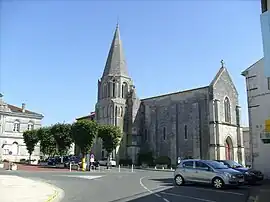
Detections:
0,168,250,202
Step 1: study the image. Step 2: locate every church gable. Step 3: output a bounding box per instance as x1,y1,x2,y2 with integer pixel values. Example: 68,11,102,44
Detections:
210,66,239,126
210,66,238,99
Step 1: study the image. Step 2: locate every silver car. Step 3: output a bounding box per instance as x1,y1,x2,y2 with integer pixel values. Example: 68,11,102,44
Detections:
174,159,245,189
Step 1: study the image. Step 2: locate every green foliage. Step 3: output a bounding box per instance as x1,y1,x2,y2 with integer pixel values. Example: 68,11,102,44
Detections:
155,156,171,166
137,151,154,166
36,127,57,157
71,120,98,155
23,130,39,156
98,124,122,155
51,123,73,156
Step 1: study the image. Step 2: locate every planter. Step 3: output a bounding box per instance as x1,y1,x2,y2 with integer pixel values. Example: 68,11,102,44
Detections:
0,163,4,168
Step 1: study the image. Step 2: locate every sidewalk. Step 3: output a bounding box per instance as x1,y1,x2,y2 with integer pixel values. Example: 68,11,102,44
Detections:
247,180,270,202
0,175,63,202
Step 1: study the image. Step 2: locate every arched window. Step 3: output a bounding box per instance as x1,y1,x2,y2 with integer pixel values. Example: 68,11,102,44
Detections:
13,120,20,132
103,84,107,98
12,142,19,155
110,105,113,118
112,80,116,97
184,125,188,140
108,83,111,97
115,106,118,126
120,106,123,117
121,82,128,98
224,97,231,123
28,122,34,131
144,129,148,141
163,127,166,140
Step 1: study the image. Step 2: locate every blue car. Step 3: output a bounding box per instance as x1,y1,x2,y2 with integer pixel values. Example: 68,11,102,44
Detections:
216,160,264,184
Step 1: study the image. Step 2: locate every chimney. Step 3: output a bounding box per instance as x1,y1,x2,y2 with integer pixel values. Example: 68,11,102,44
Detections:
22,103,26,113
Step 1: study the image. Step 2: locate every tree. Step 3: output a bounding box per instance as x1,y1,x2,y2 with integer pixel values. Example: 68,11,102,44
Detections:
98,124,122,168
36,127,57,157
71,120,99,171
23,130,39,162
51,123,73,157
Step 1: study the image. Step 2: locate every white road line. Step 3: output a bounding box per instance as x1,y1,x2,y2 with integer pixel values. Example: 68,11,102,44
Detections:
161,192,217,202
181,186,245,196
139,176,171,202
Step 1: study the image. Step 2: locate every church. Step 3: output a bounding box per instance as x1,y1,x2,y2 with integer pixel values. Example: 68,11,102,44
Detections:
91,24,245,166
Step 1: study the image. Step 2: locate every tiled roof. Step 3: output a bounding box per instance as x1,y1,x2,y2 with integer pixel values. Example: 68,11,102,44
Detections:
7,104,43,117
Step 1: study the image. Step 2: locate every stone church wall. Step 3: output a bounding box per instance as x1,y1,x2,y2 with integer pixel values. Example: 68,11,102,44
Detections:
139,86,210,165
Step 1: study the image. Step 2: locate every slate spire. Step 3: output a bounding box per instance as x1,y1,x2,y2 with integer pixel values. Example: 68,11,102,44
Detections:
102,24,129,78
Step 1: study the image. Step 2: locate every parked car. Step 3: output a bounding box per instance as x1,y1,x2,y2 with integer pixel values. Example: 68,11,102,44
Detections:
216,160,264,184
174,159,244,189
64,156,81,168
98,158,116,167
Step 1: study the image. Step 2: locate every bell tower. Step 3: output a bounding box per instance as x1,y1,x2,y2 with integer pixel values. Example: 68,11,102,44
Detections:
94,24,134,160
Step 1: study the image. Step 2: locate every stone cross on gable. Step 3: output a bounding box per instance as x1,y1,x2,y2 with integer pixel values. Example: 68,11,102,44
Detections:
221,60,225,68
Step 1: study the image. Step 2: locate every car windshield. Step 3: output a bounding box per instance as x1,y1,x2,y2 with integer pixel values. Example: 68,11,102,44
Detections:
225,160,243,168
205,160,228,169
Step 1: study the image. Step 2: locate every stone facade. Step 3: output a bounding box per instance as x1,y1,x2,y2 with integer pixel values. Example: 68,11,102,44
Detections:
0,94,44,163
91,25,244,166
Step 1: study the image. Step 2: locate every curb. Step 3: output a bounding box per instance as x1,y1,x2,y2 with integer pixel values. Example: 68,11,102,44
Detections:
44,184,64,202
137,168,175,172
46,190,59,202
39,181,64,202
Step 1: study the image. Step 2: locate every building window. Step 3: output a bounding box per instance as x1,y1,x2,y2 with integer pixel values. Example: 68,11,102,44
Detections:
120,106,123,117
184,125,188,140
28,122,34,130
13,121,20,132
112,80,116,97
3,145,9,155
224,97,231,123
163,127,166,140
267,77,270,90
144,129,148,141
122,82,128,98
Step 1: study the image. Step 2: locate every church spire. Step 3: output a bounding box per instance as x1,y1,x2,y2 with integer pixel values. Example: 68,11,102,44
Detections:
102,24,129,78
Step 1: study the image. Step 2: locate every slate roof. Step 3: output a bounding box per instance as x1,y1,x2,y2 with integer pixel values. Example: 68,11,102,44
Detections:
102,24,129,78
7,104,43,117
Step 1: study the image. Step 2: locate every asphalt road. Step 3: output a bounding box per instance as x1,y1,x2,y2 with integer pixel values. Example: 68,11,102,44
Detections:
0,168,251,202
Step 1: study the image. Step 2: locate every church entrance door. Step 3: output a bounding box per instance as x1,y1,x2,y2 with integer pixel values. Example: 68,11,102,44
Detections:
225,137,233,160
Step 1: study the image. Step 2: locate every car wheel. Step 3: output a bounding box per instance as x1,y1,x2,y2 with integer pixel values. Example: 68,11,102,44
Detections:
212,177,224,189
174,175,184,186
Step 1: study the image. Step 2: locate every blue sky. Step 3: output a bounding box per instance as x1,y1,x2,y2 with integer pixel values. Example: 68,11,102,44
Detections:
0,1,263,126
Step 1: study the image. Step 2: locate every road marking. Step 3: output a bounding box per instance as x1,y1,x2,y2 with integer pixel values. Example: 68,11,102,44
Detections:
180,186,245,196
59,175,103,180
161,192,217,202
139,176,171,202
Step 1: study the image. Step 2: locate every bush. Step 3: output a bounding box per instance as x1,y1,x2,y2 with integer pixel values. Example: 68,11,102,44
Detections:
155,156,171,166
137,151,154,166
119,159,133,166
